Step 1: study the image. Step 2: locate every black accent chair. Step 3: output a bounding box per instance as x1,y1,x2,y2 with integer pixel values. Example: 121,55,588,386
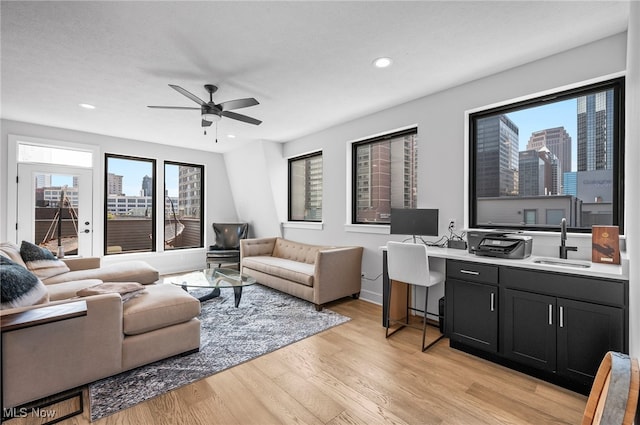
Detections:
206,223,249,269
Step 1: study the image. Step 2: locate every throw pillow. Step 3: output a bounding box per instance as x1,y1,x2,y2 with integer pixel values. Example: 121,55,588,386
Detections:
20,240,70,280
77,282,146,302
0,256,49,309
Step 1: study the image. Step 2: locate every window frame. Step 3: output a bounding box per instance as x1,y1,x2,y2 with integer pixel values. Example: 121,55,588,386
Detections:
163,160,205,250
104,154,157,255
468,77,625,233
288,151,323,222
351,127,418,225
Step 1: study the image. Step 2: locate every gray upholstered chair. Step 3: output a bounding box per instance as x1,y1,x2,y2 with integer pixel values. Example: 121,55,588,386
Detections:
207,223,249,269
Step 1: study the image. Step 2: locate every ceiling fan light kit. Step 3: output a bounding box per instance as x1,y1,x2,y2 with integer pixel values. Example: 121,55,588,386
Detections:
147,84,262,138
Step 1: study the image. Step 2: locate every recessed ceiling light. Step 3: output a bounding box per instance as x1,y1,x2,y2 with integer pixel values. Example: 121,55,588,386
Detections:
227,134,236,139
79,103,96,109
373,57,393,68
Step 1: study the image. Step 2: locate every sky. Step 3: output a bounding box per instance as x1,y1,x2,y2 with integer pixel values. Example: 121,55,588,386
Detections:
49,159,182,196
506,98,578,171
107,157,179,197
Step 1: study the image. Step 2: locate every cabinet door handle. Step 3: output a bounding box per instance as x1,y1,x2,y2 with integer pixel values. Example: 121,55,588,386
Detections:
548,304,553,325
490,293,495,312
559,306,564,328
460,270,479,276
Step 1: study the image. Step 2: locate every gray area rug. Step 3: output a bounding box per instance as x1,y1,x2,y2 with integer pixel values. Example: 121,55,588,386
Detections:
89,284,350,421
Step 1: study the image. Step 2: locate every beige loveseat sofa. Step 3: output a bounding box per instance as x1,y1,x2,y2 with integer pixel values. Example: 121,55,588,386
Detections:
240,237,363,311
0,242,201,409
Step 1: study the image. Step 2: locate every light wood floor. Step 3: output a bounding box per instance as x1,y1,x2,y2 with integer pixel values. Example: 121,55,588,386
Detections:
8,298,587,425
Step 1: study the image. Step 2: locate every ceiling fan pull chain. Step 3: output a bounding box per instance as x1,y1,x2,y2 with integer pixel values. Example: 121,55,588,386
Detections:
215,122,218,143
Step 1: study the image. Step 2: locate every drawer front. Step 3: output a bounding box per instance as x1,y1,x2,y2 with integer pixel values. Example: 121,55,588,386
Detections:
501,267,626,307
446,260,498,284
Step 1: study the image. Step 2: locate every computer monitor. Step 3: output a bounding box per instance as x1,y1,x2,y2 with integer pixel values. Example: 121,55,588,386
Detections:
390,208,439,242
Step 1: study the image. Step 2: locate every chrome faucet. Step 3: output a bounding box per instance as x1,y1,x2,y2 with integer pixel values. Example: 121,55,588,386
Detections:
559,218,577,259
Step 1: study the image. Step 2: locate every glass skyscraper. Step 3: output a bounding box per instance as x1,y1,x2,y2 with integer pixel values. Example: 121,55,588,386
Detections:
577,89,614,171
475,115,519,197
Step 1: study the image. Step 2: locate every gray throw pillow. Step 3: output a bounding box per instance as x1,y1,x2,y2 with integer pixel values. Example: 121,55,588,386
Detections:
0,255,49,309
20,240,70,280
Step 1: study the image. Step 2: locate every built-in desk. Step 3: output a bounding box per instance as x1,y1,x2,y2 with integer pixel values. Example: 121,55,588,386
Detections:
379,244,629,394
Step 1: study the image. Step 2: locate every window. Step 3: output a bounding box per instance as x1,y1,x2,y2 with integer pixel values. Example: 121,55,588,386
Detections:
105,155,156,254
288,152,323,221
352,128,418,224
469,78,624,233
18,143,92,168
164,162,204,249
523,209,537,225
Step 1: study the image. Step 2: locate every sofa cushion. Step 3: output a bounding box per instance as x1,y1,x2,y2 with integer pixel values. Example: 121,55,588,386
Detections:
242,256,315,287
0,256,49,309
47,279,104,301
122,284,200,335
42,260,159,285
0,242,28,268
20,240,70,279
272,238,326,264
77,282,146,302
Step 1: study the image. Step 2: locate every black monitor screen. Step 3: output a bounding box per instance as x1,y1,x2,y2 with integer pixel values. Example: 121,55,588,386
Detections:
390,208,439,237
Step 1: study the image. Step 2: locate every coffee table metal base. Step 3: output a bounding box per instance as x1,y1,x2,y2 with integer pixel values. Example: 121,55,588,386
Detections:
182,285,244,307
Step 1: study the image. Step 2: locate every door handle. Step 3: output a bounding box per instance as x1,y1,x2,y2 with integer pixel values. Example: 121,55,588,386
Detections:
559,306,564,328
460,269,479,276
548,304,553,325
490,293,495,312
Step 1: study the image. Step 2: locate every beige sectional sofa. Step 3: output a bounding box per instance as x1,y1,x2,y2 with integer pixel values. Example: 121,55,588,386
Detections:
0,242,201,409
240,237,363,310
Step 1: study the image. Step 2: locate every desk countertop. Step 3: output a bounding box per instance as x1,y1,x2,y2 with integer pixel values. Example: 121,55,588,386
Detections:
380,245,629,281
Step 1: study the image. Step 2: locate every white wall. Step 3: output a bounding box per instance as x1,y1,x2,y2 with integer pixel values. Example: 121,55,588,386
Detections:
0,119,238,274
626,1,640,358
223,140,283,238
232,33,630,312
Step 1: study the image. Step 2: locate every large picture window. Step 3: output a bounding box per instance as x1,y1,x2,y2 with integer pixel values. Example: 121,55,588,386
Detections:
469,77,624,233
288,152,323,221
164,162,204,249
105,154,156,254
352,128,418,224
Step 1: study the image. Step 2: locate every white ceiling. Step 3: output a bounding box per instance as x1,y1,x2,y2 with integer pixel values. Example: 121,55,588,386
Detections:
1,1,630,153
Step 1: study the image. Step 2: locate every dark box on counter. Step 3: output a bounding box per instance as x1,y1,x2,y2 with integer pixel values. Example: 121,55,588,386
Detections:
591,225,620,265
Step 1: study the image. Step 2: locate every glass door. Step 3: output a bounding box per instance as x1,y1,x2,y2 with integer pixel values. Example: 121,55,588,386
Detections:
17,164,93,257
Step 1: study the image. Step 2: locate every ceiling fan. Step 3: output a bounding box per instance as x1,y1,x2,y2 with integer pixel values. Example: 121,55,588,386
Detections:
148,84,261,134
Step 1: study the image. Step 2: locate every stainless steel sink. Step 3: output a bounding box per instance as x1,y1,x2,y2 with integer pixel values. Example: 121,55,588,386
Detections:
533,257,591,268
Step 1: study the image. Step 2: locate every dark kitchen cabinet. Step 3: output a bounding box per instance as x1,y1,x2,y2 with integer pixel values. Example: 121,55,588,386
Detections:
503,289,556,371
501,268,626,390
446,260,498,353
445,260,627,393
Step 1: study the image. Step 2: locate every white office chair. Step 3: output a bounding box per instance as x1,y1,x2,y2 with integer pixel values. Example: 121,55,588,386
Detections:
386,241,445,351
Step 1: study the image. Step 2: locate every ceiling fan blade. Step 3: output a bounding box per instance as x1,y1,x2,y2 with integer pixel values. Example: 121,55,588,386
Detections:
221,110,262,125
169,84,206,106
202,119,213,127
148,106,200,110
218,98,259,111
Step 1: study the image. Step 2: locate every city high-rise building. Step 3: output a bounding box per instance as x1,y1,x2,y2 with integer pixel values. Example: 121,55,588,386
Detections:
35,174,52,188
289,156,323,221
355,133,417,222
177,166,202,217
577,89,614,171
475,115,519,197
107,173,123,195
518,150,543,196
519,147,561,196
141,175,153,197
526,127,571,176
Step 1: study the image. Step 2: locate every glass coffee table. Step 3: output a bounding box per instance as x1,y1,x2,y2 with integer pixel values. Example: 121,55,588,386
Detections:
165,268,256,307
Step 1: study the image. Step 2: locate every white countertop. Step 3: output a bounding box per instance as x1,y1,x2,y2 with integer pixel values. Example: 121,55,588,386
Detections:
380,245,629,280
